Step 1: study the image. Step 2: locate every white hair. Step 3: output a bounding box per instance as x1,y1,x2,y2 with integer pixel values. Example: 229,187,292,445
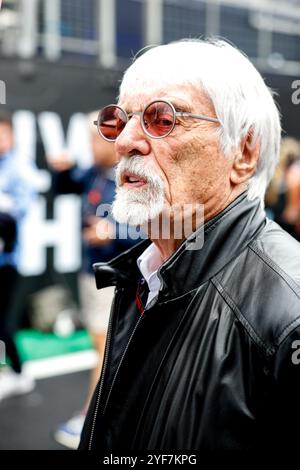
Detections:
119,38,281,204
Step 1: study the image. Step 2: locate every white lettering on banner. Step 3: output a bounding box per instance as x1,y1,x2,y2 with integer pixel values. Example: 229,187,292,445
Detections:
13,110,51,192
19,195,81,276
38,111,93,168
11,110,93,276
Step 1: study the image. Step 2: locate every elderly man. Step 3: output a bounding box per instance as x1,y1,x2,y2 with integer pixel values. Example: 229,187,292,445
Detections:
79,39,300,451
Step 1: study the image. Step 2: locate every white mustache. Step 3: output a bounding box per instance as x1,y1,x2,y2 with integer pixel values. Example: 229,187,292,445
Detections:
116,155,161,187
112,155,166,225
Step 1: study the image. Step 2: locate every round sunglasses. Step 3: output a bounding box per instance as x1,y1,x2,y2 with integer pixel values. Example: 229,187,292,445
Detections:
93,99,220,142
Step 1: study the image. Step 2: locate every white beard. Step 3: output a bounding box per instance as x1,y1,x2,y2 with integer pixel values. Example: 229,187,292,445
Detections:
112,156,165,226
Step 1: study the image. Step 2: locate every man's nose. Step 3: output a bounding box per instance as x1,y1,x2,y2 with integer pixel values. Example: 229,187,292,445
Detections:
115,115,151,158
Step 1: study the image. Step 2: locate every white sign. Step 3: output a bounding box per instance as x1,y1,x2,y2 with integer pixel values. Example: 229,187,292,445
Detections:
13,110,92,276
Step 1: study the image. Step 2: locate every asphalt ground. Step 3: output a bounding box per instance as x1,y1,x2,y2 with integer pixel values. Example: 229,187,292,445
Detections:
0,370,89,450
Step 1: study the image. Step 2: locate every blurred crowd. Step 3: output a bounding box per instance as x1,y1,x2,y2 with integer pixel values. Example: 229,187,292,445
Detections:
265,137,300,241
0,112,36,399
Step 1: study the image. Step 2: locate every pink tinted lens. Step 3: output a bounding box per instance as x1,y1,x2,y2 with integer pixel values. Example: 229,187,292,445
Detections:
99,105,127,141
143,101,175,137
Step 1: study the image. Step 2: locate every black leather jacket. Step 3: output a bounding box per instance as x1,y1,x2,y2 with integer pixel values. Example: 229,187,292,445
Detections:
79,192,300,451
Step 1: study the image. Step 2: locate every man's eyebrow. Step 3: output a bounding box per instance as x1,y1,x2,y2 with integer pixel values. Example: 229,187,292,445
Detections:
167,100,192,113
117,100,193,113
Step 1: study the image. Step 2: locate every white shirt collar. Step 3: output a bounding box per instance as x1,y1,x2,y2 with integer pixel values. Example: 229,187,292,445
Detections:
137,243,163,305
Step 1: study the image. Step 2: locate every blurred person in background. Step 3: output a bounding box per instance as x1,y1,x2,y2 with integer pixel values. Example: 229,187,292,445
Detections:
265,136,300,240
0,111,36,400
47,111,139,449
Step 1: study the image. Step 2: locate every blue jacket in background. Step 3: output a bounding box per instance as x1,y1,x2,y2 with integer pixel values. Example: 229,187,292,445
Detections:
0,150,37,267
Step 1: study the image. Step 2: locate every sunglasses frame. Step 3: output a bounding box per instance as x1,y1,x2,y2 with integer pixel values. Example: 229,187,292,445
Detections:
93,99,220,142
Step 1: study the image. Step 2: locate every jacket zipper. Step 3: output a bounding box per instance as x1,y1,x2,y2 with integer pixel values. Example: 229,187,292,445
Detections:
88,287,123,450
131,287,204,448
102,314,144,415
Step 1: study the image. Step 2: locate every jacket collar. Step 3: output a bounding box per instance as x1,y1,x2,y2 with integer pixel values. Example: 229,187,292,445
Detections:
93,191,266,299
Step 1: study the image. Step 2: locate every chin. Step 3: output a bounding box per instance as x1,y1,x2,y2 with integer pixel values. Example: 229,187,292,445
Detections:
112,188,164,227
112,201,161,226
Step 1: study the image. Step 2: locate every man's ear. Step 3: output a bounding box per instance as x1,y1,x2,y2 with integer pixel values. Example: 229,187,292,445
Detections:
230,128,260,185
